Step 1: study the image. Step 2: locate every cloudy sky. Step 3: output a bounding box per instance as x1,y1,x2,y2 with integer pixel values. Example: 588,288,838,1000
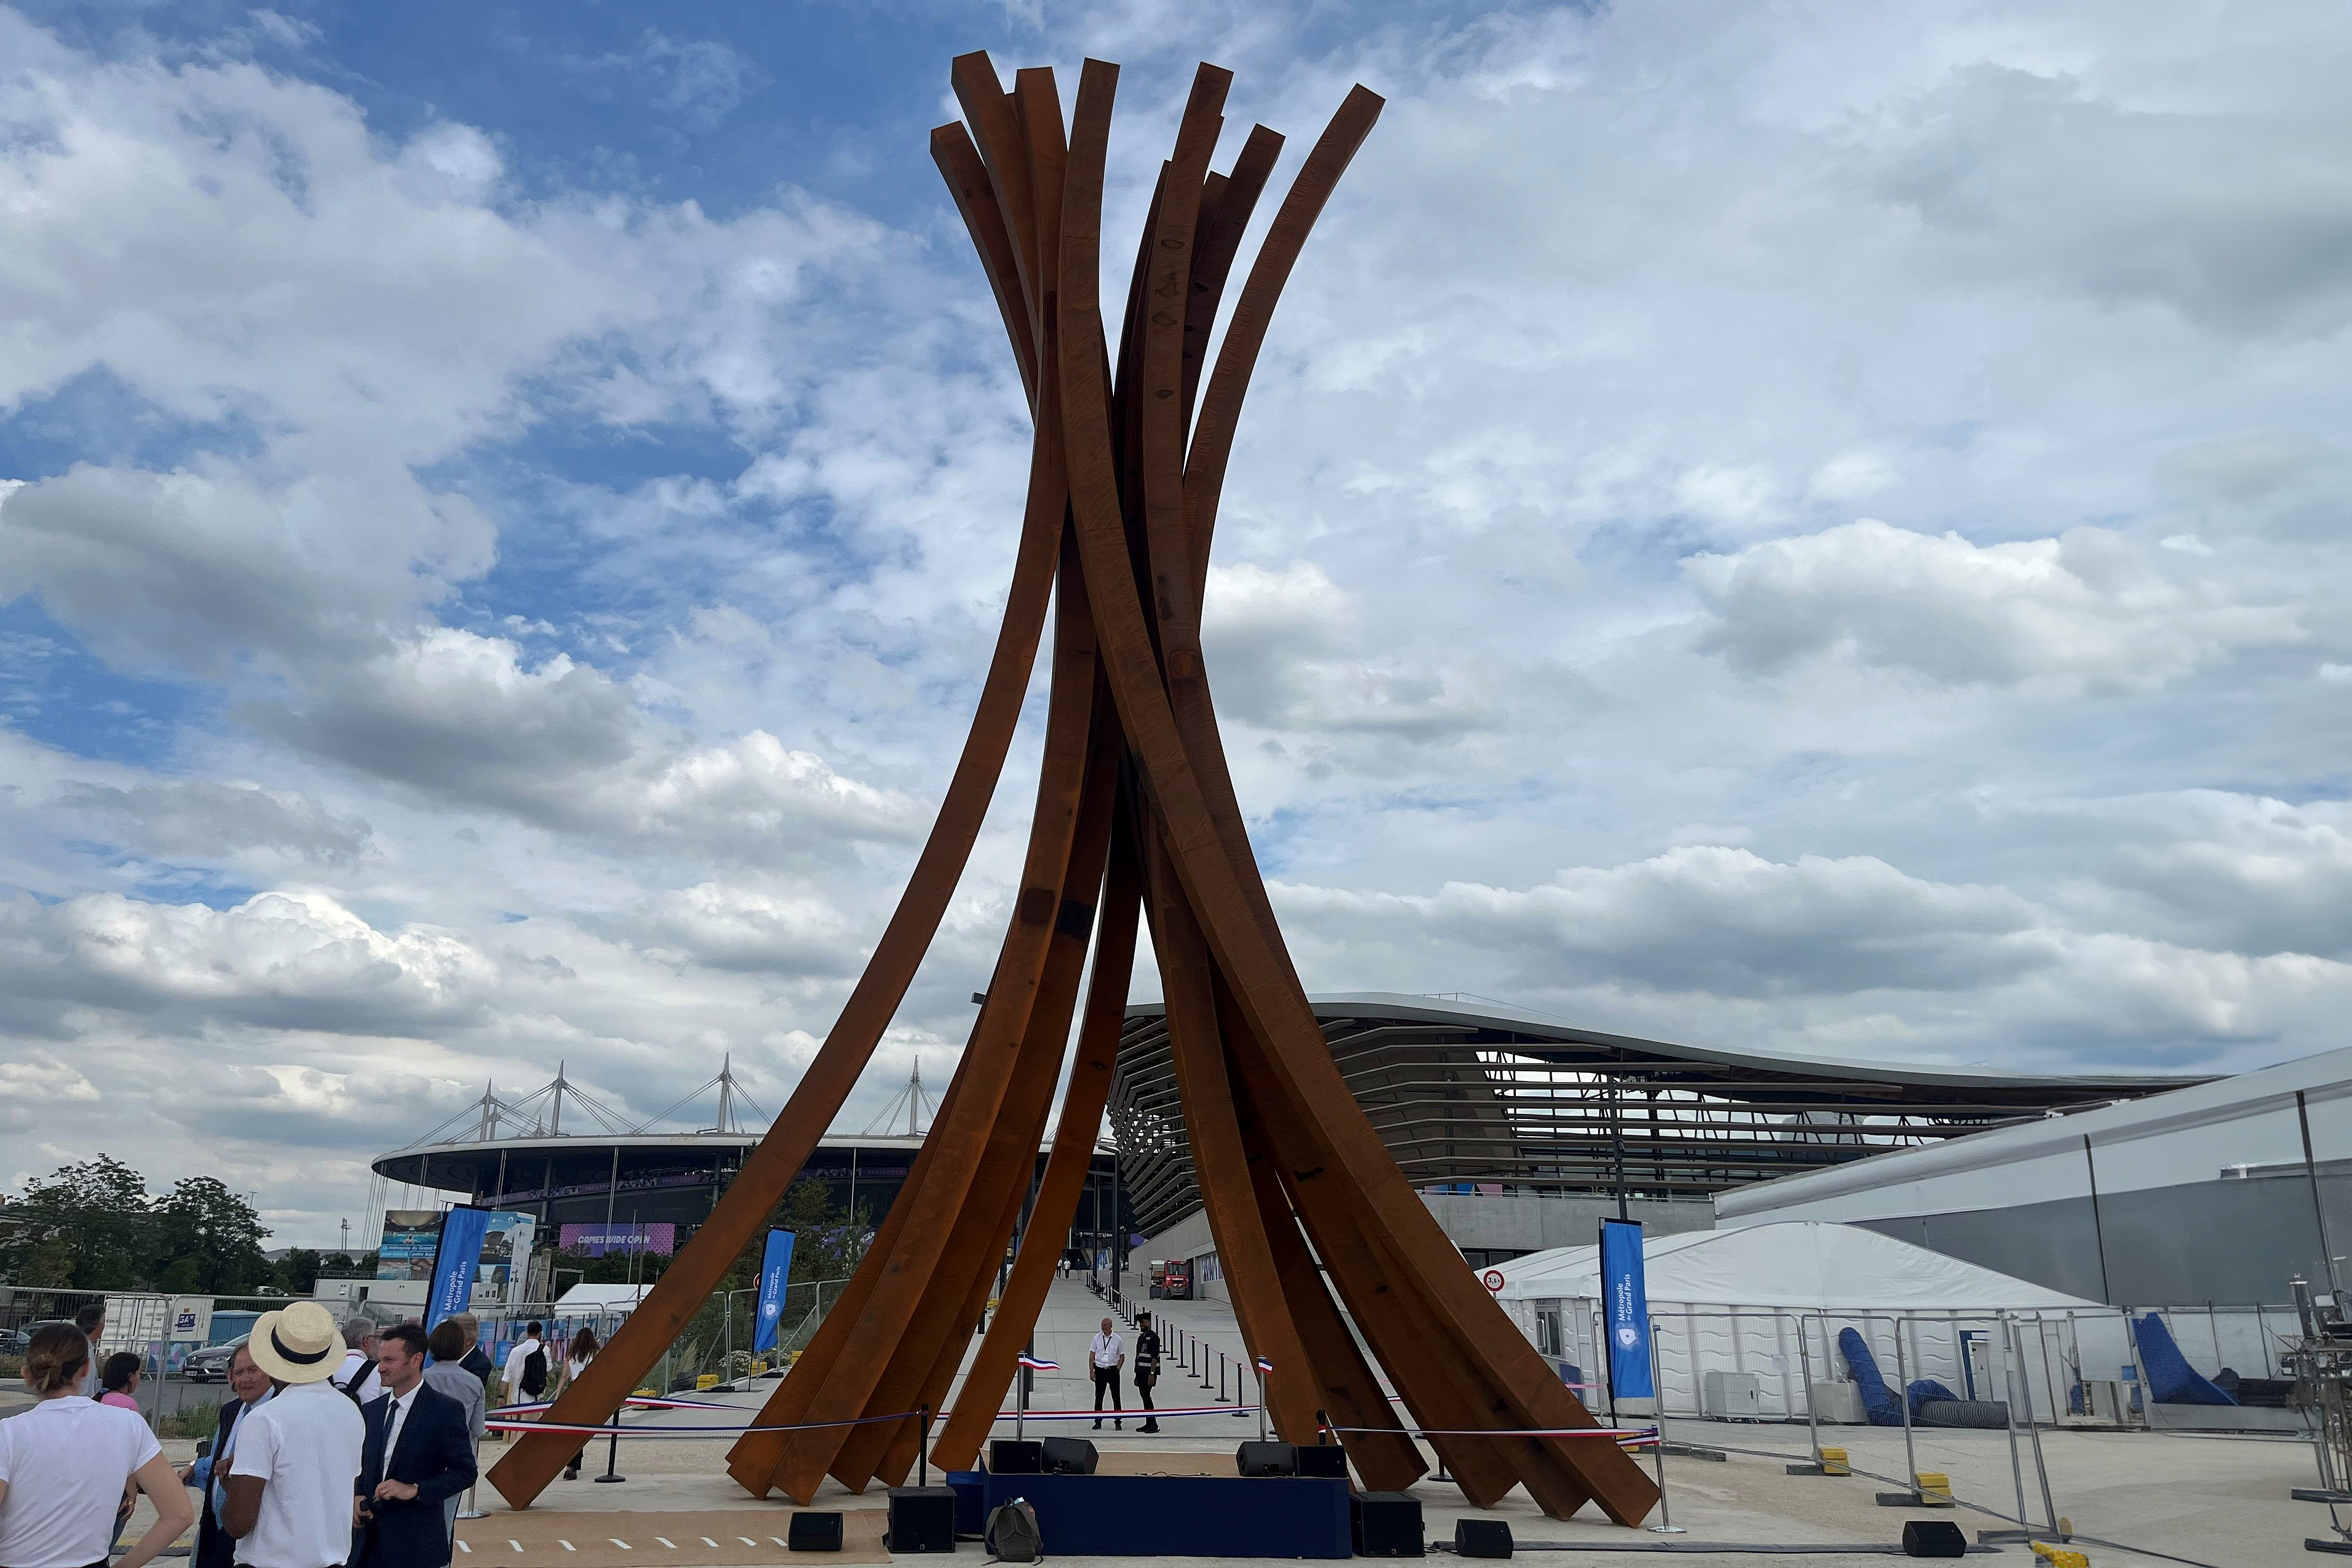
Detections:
4,1,2349,1247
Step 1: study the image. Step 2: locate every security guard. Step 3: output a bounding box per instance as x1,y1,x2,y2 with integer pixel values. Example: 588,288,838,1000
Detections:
1133,1311,1163,1433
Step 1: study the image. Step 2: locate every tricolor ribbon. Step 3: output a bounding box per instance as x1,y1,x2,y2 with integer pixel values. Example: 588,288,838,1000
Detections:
1018,1354,1061,1371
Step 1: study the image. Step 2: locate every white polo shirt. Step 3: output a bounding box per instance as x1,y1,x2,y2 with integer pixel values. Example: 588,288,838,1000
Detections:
230,1377,365,1568
1090,1331,1124,1369
0,1395,161,1568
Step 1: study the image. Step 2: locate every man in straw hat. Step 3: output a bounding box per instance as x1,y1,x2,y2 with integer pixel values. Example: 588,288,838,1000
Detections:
223,1301,366,1568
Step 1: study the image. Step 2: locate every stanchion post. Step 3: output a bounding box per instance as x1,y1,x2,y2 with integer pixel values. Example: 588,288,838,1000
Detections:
1219,1353,1229,1404
1796,1313,1821,1465
1017,1360,1027,1442
1258,1366,1267,1440
1894,1318,1919,1498
1644,1317,1683,1535
918,1404,932,1488
459,1432,489,1518
593,1415,625,1485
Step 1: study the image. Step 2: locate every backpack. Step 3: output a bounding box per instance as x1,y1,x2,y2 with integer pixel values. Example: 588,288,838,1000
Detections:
520,1345,548,1398
985,1497,1041,1563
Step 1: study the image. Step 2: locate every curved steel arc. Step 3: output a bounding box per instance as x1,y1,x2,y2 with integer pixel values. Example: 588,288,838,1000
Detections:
931,800,1143,1471
1055,64,1659,1526
486,296,1067,1514
731,526,1103,1504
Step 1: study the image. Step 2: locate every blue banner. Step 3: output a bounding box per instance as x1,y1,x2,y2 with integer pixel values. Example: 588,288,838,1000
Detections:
426,1206,493,1329
1599,1219,1654,1402
751,1228,796,1354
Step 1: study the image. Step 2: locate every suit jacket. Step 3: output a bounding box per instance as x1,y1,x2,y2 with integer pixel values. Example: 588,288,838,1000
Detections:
193,1395,258,1568
350,1381,477,1567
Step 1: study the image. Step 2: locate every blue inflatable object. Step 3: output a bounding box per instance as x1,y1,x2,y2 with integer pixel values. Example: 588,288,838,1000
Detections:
2134,1312,2236,1406
1836,1326,1905,1426
1905,1377,1960,1418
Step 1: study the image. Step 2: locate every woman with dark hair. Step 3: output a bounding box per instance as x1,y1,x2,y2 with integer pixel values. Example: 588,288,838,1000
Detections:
97,1349,144,1409
558,1325,599,1479
423,1318,487,1542
0,1323,192,1568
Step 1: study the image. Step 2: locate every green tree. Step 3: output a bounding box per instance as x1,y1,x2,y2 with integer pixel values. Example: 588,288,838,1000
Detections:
273,1248,325,1294
151,1177,272,1293
0,1156,152,1289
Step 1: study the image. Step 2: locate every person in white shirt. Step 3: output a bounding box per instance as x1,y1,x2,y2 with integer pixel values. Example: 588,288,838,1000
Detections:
225,1301,366,1568
73,1300,108,1398
1089,1317,1125,1431
500,1321,548,1408
335,1320,383,1405
0,1322,193,1568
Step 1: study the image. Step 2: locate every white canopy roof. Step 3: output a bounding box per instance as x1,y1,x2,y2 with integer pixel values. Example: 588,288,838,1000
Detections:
552,1283,656,1311
1492,1221,2101,1311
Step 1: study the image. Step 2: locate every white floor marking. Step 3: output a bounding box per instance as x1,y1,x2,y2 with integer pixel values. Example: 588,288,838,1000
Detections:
739,1538,758,1547
458,1545,472,1556
654,1538,677,1549
771,1537,790,1548
509,1542,524,1553
558,1542,575,1552
608,1539,631,1551
700,1538,719,1548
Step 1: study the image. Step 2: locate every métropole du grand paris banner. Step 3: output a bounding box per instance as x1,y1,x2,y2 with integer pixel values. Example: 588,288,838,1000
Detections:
1599,1219,1655,1403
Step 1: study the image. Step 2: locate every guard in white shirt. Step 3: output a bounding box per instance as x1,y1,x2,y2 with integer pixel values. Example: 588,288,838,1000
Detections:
1089,1317,1125,1430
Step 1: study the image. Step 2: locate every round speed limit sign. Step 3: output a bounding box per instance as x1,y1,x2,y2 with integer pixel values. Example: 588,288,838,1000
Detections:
1481,1268,1505,1293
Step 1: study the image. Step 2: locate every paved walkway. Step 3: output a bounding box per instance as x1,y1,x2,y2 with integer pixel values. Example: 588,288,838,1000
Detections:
936,1275,1280,1441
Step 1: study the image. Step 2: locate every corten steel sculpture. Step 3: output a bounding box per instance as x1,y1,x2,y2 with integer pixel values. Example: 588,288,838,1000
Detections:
490,53,1661,1527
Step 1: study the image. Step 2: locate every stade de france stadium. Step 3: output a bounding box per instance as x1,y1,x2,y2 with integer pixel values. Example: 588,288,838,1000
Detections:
370,994,2201,1286
366,1058,1125,1268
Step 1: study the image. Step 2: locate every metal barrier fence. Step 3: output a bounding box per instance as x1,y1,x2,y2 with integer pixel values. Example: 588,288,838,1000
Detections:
0,1273,857,1430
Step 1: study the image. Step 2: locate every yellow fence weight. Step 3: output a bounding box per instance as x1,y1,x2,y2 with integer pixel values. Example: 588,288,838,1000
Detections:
1913,1472,1955,1506
1818,1446,1849,1475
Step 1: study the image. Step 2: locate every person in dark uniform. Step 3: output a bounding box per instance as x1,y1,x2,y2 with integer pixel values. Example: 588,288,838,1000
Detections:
1132,1312,1162,1434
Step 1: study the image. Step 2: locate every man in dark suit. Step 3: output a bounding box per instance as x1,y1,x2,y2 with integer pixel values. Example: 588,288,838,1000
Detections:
179,1344,275,1568
351,1322,477,1567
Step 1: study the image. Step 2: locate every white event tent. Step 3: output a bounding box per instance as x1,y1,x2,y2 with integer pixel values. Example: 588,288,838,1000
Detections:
1492,1221,2111,1421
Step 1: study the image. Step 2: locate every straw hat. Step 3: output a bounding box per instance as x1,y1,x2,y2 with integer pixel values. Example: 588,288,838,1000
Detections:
248,1300,347,1385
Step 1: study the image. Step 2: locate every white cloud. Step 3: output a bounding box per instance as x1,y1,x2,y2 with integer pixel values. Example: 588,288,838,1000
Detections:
1684,519,2301,689
0,889,494,1035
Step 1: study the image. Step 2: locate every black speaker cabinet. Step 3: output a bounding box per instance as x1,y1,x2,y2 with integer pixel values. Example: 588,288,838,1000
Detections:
885,1486,957,1553
1900,1518,1968,1559
989,1438,1045,1475
1453,1518,1512,1559
786,1511,844,1552
1041,1436,1099,1475
1295,1443,1348,1479
1351,1491,1424,1557
1236,1440,1297,1477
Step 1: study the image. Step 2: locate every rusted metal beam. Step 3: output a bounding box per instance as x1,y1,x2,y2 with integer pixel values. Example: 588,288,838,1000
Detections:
933,801,1143,1472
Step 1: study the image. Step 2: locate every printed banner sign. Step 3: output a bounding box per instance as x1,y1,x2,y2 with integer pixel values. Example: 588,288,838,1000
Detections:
473,1211,538,1307
427,1206,492,1328
378,1210,444,1281
1599,1219,1655,1403
167,1295,212,1343
751,1228,797,1354
557,1221,677,1257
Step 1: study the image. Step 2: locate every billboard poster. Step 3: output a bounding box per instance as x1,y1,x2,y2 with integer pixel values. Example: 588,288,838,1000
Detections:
1599,1219,1655,1404
167,1296,212,1343
378,1210,444,1280
475,1211,538,1307
556,1221,677,1257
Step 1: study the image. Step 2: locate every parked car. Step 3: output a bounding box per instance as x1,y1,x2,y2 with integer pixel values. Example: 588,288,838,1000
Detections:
0,1320,74,1356
182,1334,249,1382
